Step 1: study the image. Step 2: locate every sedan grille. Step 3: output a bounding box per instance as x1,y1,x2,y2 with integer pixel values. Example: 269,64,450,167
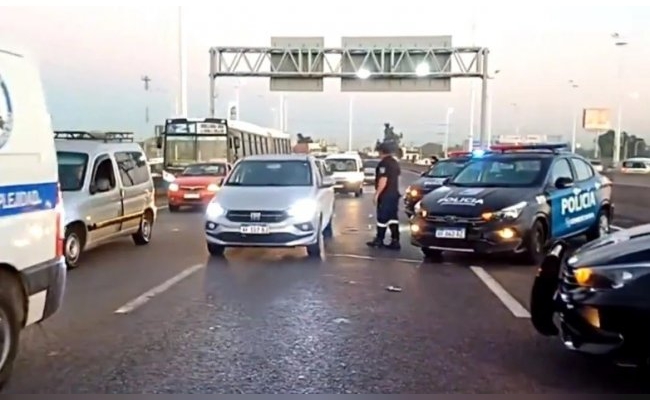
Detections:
226,210,288,223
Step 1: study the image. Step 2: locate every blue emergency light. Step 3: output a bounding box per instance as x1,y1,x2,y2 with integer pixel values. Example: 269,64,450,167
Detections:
471,149,487,157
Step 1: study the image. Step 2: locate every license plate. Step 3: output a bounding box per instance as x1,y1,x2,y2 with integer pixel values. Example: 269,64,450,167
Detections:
184,193,200,199
240,225,270,235
334,184,344,188
435,228,466,239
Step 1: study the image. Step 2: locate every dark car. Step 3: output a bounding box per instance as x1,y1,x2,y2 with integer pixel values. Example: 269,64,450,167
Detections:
404,156,470,217
409,144,614,263
362,159,380,185
530,226,650,366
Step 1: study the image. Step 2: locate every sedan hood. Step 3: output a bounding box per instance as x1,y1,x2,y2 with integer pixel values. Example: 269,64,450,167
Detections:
411,176,448,195
420,185,533,217
569,224,650,267
174,176,224,186
215,186,315,211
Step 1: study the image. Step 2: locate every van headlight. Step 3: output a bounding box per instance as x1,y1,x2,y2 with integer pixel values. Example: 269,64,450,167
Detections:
288,199,319,221
347,175,363,182
206,201,225,219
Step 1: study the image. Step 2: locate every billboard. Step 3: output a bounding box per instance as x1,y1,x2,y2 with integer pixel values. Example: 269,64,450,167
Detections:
582,108,611,131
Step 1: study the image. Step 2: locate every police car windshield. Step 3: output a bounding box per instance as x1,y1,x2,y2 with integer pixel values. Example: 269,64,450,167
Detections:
225,160,312,187
181,163,226,176
450,158,544,187
57,151,89,191
424,160,466,178
326,158,358,172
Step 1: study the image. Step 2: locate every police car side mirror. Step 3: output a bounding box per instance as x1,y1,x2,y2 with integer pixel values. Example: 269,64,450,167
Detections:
554,177,574,189
442,177,451,185
420,171,427,177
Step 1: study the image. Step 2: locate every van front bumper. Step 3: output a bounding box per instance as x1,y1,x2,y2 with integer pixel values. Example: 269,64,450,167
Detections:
21,257,66,324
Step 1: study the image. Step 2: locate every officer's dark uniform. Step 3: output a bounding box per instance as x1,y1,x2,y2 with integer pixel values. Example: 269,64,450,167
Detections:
367,147,401,250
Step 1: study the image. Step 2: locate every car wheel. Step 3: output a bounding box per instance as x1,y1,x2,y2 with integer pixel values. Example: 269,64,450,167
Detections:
586,209,610,241
421,247,442,260
354,187,363,198
523,219,546,265
207,243,225,256
307,218,324,258
0,271,24,390
168,205,180,212
132,210,154,246
64,225,85,269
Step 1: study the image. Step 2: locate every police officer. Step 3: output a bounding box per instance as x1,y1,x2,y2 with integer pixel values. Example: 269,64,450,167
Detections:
366,142,401,250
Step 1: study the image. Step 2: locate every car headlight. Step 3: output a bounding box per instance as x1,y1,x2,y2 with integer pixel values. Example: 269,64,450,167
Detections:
206,201,225,219
573,264,650,289
288,198,319,221
482,201,527,221
207,183,219,192
168,183,179,192
406,186,419,198
347,175,363,182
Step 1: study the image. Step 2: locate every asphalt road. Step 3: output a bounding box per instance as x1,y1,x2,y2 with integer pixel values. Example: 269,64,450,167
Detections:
6,170,650,393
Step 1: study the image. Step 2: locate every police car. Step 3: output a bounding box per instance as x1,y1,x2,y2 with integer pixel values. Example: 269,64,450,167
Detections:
409,144,614,264
404,152,470,218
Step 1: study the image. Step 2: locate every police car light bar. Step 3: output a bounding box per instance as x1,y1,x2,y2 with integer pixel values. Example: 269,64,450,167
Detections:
54,131,135,143
447,151,471,157
490,143,569,153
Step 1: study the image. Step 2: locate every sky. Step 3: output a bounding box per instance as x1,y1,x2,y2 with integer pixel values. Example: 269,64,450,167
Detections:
2,2,650,149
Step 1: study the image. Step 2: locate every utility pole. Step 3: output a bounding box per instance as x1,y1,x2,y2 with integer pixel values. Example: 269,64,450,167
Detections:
141,75,151,123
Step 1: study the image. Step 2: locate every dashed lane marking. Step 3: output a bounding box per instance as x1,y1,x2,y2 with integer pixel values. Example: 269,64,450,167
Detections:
470,266,531,319
114,263,204,314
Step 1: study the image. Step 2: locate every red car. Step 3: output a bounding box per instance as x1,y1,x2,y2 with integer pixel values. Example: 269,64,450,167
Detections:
167,163,231,211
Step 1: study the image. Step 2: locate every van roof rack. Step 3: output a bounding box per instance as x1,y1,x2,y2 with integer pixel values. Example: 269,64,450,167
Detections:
54,131,134,143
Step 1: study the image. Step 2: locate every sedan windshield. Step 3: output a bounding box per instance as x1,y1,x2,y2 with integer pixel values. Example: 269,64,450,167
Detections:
450,158,545,187
424,159,467,178
57,151,89,191
181,163,227,176
225,160,312,187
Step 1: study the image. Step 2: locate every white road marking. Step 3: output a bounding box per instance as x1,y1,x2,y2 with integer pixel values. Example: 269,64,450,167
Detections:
157,204,169,210
469,266,531,319
610,225,623,231
114,263,204,314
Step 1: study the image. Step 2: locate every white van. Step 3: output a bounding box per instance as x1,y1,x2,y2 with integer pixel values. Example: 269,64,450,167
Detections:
0,45,66,387
324,153,364,197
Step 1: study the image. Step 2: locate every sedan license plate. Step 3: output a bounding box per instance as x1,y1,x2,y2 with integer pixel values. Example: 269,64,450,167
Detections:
240,225,270,235
184,193,200,199
435,228,466,239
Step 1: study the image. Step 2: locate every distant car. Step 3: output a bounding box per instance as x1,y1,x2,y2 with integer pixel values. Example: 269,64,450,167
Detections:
204,154,335,258
621,158,650,174
167,162,231,211
589,159,603,172
409,144,614,264
531,226,650,366
362,159,380,185
324,153,364,197
404,155,470,217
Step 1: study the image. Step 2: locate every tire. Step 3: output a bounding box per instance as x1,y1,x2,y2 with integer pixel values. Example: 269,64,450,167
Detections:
207,243,225,256
307,218,324,258
323,213,334,238
168,205,180,212
523,219,546,265
0,271,25,389
421,247,443,259
64,225,85,269
132,210,154,246
586,208,610,242
354,187,363,198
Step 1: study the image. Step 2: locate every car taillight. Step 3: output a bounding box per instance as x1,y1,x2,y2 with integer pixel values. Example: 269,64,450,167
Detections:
55,184,64,258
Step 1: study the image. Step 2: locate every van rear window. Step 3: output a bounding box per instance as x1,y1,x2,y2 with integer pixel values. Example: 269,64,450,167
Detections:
57,151,89,191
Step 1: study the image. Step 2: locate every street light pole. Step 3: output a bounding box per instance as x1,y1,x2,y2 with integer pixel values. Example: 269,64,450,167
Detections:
348,95,353,151
569,80,579,153
612,32,628,165
511,103,520,136
485,69,500,148
444,107,454,157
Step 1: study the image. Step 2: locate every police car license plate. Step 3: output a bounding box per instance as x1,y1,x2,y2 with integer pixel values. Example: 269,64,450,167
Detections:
435,228,466,239
184,193,200,199
240,225,270,235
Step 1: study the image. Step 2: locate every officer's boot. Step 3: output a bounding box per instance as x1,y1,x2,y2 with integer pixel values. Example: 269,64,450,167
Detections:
385,224,401,250
366,226,387,248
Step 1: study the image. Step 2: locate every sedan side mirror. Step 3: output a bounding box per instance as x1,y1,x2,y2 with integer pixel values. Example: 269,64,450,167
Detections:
554,176,574,189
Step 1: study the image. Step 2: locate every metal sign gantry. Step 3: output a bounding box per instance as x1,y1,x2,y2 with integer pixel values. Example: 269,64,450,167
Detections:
209,36,491,145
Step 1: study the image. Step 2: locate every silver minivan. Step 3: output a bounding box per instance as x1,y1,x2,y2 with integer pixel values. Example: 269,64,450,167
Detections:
55,131,157,268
